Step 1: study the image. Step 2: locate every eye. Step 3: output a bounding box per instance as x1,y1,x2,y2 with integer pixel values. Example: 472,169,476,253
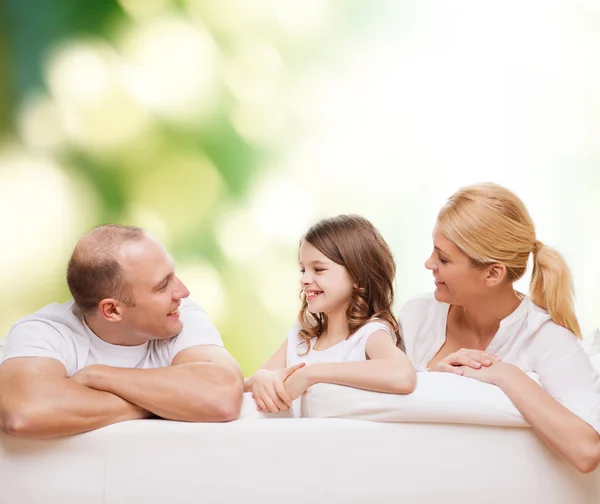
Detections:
158,283,169,292
315,268,325,273
300,268,305,273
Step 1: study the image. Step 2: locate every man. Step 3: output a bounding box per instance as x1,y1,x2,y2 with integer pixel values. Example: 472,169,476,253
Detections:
0,224,243,439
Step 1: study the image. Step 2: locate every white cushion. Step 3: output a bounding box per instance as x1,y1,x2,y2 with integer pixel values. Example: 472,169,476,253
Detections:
301,371,530,426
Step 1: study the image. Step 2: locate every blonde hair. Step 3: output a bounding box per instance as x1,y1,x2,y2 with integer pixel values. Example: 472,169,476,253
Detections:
437,182,581,338
297,215,403,354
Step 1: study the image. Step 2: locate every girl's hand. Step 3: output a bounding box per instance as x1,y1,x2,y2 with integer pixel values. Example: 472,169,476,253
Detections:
283,366,313,402
252,363,306,413
428,348,501,376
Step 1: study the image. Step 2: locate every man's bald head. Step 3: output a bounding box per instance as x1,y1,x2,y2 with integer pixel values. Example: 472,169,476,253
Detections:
67,224,147,315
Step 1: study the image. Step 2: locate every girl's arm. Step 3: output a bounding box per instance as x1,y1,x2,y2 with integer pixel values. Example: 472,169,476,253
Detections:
243,340,287,392
244,339,305,413
284,330,417,399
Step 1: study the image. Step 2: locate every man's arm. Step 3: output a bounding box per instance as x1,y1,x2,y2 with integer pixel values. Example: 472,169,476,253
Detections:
0,357,152,439
73,345,244,422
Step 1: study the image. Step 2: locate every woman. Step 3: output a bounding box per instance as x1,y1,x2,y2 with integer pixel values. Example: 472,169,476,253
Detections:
399,182,600,473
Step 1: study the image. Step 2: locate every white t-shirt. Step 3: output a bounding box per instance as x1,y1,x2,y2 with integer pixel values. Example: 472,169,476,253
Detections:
399,293,600,434
286,319,395,416
1,298,223,376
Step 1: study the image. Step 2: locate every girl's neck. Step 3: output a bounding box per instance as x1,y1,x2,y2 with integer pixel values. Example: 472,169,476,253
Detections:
322,307,350,343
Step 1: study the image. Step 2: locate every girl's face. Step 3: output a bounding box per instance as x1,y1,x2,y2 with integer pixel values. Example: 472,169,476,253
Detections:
299,241,356,316
424,225,490,306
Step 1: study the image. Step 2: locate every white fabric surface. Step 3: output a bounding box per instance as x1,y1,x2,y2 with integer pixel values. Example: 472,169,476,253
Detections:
1,298,222,375
1,418,598,504
399,293,600,433
301,371,530,426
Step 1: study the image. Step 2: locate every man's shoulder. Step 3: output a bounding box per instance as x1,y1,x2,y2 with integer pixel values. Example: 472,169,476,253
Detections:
10,300,83,335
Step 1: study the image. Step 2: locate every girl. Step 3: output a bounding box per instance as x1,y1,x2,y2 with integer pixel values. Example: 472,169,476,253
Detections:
245,214,416,416
399,182,600,473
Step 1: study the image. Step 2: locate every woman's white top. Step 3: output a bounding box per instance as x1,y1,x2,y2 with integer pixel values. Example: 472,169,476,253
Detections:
285,320,395,416
399,293,600,433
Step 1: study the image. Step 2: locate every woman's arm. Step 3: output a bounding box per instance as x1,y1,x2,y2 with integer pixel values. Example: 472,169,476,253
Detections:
462,361,600,473
284,330,417,400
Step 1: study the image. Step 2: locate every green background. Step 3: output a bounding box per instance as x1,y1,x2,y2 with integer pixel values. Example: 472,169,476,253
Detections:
1,0,599,374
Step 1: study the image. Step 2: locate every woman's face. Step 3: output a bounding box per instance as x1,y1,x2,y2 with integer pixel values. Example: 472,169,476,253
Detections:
424,225,491,306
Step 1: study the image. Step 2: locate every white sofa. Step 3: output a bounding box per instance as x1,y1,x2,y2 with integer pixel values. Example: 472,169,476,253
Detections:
1,346,599,503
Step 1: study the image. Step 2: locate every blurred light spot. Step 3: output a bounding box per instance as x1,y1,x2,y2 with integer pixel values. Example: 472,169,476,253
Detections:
129,150,222,237
117,0,173,19
186,0,271,34
127,203,170,245
0,149,97,294
252,252,299,321
224,39,284,105
230,101,285,145
271,0,333,40
249,176,316,244
177,263,226,323
45,41,149,153
18,93,67,153
121,17,218,123
217,209,267,263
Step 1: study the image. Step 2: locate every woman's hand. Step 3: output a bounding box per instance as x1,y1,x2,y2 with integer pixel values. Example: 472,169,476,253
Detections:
459,360,514,385
428,348,501,375
251,363,306,413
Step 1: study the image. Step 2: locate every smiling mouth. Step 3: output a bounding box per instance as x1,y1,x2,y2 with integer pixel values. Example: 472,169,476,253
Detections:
167,308,179,316
305,291,323,298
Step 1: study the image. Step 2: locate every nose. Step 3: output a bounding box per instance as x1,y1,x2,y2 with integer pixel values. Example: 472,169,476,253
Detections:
173,275,190,300
300,270,312,286
424,253,436,272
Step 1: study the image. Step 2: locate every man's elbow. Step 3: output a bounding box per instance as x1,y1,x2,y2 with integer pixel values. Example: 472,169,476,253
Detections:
571,441,600,474
212,387,243,422
190,368,243,422
0,408,39,438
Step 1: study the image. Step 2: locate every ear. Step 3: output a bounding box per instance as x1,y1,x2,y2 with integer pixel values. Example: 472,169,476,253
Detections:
98,298,124,322
484,263,507,287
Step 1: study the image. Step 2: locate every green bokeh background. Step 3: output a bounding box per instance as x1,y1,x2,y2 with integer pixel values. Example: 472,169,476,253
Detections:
1,0,599,374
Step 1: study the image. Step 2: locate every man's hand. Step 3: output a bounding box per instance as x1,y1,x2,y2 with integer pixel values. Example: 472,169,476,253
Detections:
70,364,107,388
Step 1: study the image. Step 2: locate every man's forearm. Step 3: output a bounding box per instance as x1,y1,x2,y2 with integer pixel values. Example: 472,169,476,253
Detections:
0,380,150,439
81,362,243,422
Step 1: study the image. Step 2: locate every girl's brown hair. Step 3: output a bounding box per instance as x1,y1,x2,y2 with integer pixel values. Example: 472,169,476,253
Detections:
297,214,404,353
437,182,581,338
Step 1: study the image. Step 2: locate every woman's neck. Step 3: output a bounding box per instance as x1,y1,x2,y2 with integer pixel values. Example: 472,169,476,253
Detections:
454,288,523,342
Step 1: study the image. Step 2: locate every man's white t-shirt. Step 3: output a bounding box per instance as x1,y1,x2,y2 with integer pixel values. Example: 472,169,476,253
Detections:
399,293,600,434
1,298,223,376
285,319,396,416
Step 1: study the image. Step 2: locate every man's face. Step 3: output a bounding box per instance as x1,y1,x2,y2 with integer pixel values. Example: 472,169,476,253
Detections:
117,237,190,342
